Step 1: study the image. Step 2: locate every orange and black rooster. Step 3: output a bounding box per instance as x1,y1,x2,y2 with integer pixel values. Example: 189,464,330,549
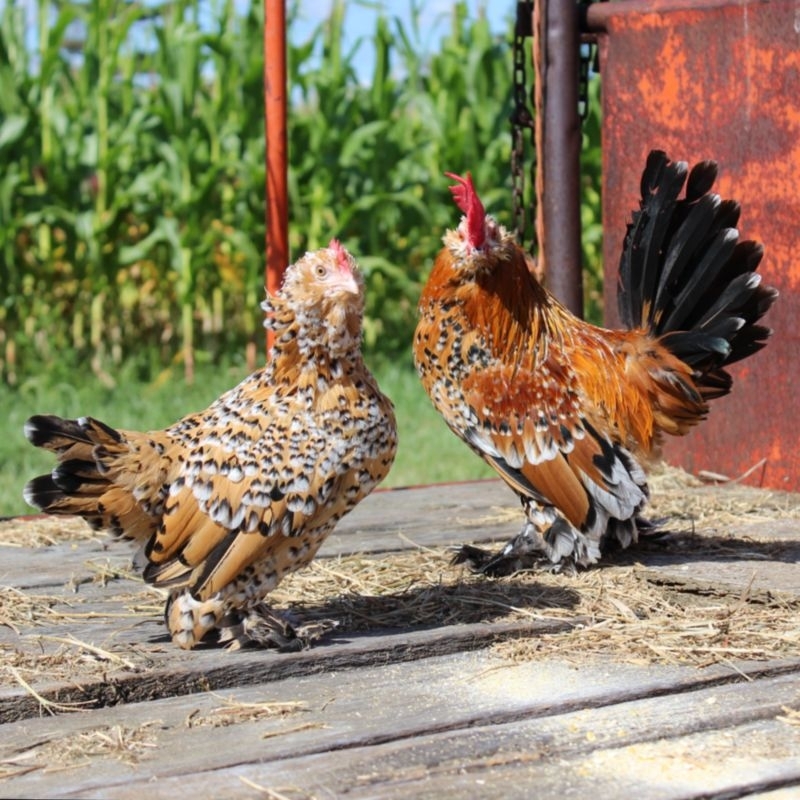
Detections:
414,151,777,575
24,242,397,649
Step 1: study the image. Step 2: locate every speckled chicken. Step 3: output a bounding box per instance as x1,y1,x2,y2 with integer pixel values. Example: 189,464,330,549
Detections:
414,151,777,575
24,241,397,650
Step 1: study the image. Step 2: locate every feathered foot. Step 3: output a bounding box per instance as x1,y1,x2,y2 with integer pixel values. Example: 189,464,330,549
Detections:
219,603,339,652
636,516,668,536
452,541,580,577
452,543,540,577
452,519,600,577
456,515,671,576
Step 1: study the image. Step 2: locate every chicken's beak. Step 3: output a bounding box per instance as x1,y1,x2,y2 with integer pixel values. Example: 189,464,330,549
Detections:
334,270,360,296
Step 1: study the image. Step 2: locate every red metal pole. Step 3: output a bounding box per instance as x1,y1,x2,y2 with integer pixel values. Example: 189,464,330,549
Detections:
263,0,288,356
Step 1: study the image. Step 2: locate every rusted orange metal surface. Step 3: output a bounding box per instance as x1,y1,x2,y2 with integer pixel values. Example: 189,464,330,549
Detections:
586,0,800,492
263,0,289,354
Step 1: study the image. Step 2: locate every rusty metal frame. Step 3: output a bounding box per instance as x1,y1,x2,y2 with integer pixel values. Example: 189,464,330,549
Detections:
538,0,584,317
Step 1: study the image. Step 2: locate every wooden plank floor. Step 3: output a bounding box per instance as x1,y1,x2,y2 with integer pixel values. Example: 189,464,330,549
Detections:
1,478,799,799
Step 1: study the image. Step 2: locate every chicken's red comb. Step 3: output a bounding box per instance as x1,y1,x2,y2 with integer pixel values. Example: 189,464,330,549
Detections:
445,171,486,249
328,239,352,274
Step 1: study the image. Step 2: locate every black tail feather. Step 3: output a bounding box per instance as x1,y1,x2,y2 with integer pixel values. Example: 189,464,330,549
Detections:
619,151,690,329
651,192,722,320
725,323,774,366
660,227,739,332
685,158,718,201
52,459,106,494
24,414,122,452
22,414,123,515
23,474,65,511
618,150,777,400
24,414,91,450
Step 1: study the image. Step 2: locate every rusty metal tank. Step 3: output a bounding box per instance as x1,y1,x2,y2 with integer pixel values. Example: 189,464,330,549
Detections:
586,0,800,491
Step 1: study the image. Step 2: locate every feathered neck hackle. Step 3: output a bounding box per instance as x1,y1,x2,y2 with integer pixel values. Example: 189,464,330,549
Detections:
430,171,563,366
261,242,366,377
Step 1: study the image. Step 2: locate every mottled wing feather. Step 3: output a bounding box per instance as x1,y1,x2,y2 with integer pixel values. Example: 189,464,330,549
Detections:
453,361,598,528
131,370,391,600
460,361,583,465
138,430,333,595
451,352,649,531
520,453,592,529
92,485,161,542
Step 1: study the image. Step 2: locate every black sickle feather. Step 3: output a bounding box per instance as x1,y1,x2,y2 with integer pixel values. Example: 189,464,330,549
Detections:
618,150,689,329
617,150,777,401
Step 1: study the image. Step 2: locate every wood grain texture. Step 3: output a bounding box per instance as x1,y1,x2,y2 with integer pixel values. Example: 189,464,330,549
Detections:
1,480,798,798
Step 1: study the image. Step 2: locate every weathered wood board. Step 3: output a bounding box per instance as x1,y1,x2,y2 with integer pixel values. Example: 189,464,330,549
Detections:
0,478,798,799
3,654,800,799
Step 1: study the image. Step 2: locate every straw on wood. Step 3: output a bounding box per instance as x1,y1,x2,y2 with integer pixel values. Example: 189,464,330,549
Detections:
0,465,797,682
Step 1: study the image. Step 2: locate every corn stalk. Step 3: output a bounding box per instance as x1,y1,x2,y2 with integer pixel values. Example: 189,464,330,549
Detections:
0,0,602,385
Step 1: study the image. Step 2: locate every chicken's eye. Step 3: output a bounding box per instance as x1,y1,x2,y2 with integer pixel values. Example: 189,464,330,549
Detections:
314,264,328,279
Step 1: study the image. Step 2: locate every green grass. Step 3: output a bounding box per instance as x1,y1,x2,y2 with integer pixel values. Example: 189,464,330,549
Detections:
378,359,496,488
0,359,495,518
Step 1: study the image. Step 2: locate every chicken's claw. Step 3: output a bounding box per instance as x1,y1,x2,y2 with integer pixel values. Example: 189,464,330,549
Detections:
451,543,541,577
221,603,339,652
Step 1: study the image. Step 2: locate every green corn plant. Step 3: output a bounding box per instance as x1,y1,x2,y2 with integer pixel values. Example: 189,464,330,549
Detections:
0,0,603,385
113,0,266,380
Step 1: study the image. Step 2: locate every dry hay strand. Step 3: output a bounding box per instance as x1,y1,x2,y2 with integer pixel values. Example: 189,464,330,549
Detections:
52,722,159,764
185,694,324,744
237,777,316,800
0,721,160,778
1,659,94,716
185,693,310,729
491,567,800,668
53,586,162,620
0,516,99,548
1,630,153,694
0,586,65,632
456,504,523,527
778,706,800,727
0,582,157,634
273,548,578,632
277,525,798,671
51,555,145,595
647,463,800,528
27,634,141,671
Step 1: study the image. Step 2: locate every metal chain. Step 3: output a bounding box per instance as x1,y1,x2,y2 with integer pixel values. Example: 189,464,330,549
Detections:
509,1,535,251
577,8,598,122
577,42,592,121
511,1,597,251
